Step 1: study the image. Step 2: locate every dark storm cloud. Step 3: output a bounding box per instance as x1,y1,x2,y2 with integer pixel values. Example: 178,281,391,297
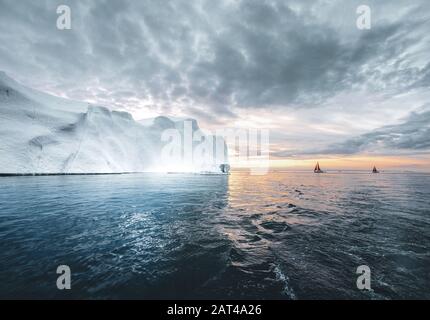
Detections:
0,0,429,119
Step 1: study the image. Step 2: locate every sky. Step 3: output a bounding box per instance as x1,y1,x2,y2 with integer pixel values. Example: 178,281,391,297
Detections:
0,0,429,170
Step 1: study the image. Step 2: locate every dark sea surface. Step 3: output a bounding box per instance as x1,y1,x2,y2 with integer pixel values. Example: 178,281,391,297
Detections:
0,171,429,299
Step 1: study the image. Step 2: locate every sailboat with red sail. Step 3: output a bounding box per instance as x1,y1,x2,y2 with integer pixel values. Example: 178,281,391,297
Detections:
314,162,324,173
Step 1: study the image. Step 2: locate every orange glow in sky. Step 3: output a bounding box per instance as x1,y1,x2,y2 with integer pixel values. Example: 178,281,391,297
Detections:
231,155,430,172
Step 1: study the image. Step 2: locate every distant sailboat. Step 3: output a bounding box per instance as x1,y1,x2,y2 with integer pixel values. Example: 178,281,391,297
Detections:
372,166,379,173
314,162,324,173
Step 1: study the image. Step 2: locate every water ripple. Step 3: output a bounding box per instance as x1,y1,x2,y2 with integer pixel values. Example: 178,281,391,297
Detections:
0,171,429,299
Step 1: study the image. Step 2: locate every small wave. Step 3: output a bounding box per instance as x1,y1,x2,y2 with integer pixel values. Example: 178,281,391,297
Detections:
260,220,291,233
274,264,296,299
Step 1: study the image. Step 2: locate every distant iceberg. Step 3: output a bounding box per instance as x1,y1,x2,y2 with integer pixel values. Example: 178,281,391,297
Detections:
0,72,229,175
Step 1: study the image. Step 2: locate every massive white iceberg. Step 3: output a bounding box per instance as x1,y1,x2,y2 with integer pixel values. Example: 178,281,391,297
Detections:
0,72,228,174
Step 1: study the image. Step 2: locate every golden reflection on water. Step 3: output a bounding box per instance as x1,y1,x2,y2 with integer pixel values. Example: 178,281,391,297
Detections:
219,169,405,244
227,170,352,213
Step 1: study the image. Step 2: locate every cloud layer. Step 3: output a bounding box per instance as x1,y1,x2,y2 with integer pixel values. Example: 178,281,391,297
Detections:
274,104,430,157
0,0,429,158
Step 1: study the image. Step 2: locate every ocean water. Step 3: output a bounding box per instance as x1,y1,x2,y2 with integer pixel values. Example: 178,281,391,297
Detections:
0,171,429,299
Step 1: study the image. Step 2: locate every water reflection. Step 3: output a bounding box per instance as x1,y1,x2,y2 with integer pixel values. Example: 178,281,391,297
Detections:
0,171,429,299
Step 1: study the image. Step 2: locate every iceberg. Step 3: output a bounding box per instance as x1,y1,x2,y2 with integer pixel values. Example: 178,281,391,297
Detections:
0,72,228,175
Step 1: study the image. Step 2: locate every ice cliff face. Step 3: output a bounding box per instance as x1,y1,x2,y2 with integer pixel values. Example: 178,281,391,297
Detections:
0,72,228,174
